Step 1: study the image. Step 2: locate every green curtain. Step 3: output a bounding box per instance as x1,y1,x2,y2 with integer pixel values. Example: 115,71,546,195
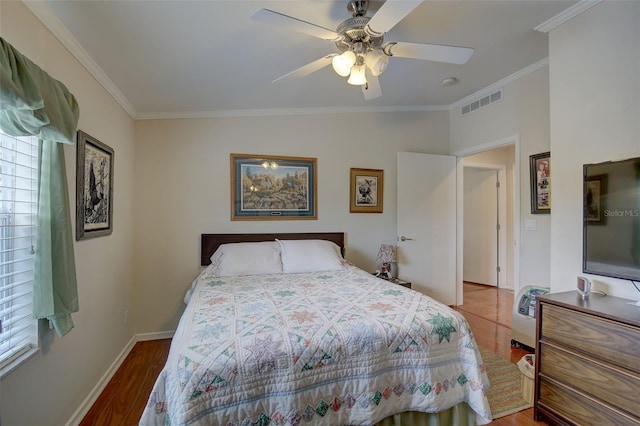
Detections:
0,37,80,337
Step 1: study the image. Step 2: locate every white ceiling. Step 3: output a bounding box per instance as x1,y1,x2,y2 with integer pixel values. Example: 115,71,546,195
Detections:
33,0,580,118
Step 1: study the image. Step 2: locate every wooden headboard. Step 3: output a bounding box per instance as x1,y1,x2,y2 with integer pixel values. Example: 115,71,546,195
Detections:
200,232,345,266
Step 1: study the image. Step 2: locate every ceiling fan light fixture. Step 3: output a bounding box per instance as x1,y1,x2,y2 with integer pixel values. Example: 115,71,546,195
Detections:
332,51,356,77
347,64,367,85
252,0,474,100
364,50,389,76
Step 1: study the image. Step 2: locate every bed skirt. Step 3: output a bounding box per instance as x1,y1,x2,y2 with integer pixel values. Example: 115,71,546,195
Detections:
375,403,477,426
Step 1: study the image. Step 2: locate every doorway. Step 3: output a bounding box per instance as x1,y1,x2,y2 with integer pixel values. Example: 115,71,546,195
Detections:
463,166,501,287
455,139,519,306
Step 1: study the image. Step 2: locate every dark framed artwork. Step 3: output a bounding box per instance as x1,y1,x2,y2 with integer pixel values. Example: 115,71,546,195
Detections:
231,154,317,220
350,168,383,213
530,152,550,214
76,130,114,240
585,174,607,223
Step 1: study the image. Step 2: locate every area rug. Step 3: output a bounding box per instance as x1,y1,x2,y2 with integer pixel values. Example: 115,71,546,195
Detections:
480,348,533,419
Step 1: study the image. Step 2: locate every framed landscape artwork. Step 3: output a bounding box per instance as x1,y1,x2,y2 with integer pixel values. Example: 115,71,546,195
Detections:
530,152,550,214
350,168,383,213
76,130,114,240
231,154,317,220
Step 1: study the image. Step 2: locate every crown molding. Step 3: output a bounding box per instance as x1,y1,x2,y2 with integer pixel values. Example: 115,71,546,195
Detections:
135,104,448,120
535,0,602,33
449,58,549,110
21,0,138,119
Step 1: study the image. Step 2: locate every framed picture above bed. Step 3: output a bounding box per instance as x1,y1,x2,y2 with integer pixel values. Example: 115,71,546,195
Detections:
76,130,114,240
350,168,383,213
231,154,317,220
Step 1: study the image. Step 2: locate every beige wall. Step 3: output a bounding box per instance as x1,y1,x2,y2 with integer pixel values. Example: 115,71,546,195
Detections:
549,1,640,299
449,67,552,291
133,112,450,333
0,2,136,425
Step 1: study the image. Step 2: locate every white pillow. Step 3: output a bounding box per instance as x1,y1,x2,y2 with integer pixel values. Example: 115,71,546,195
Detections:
277,239,345,273
209,241,283,277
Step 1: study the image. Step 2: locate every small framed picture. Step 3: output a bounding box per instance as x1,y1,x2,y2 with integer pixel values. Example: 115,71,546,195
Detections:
350,168,383,213
76,131,114,240
529,152,550,214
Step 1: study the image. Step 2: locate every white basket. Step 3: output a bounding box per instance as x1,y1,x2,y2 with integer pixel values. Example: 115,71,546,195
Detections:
517,354,535,404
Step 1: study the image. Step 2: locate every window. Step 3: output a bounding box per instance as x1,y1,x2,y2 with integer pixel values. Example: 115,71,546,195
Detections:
0,129,38,375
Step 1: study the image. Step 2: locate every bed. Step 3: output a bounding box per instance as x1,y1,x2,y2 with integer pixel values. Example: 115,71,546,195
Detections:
140,232,491,425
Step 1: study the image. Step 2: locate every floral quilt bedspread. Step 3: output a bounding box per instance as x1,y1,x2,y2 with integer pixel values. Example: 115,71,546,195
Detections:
140,265,492,425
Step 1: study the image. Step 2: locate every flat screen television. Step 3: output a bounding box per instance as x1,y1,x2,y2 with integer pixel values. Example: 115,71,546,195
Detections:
583,156,640,282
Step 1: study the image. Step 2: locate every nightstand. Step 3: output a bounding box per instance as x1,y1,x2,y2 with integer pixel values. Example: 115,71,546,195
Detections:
374,274,411,289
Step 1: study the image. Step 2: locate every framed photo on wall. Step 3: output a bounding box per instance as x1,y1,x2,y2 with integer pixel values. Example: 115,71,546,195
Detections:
76,130,114,240
529,152,550,214
350,168,383,213
231,153,317,220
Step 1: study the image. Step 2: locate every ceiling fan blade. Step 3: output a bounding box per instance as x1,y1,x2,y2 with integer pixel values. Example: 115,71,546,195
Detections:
251,9,339,41
366,0,424,36
273,54,337,83
385,42,473,64
362,69,382,100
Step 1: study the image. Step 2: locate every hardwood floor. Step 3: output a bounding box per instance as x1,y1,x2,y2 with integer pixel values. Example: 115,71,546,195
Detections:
79,339,171,426
454,283,545,426
80,283,545,425
456,282,527,362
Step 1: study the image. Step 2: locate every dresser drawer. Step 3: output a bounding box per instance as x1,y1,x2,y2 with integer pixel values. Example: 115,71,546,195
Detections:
539,342,640,418
539,378,640,425
540,304,640,373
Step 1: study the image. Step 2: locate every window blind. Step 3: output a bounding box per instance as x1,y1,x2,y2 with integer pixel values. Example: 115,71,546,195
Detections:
0,130,38,371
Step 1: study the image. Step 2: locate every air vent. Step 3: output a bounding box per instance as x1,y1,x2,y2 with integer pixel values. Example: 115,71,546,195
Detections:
461,89,503,116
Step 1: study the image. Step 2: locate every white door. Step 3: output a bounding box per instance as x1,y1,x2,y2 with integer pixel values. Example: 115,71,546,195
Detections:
463,168,498,286
397,152,457,305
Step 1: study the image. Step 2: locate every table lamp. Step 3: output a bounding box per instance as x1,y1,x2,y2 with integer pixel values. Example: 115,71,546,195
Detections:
376,244,397,279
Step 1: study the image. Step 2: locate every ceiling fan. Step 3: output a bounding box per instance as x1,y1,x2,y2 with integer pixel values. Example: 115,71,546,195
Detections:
251,0,473,100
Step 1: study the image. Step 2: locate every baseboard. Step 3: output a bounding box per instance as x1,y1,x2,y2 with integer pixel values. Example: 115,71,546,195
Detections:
65,331,175,426
65,336,137,426
137,330,175,341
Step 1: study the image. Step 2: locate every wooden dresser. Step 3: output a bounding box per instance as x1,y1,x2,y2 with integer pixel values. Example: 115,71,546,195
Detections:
534,291,640,425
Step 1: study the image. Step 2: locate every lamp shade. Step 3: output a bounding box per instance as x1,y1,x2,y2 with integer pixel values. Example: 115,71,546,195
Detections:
376,244,397,263
347,64,367,85
332,51,356,77
365,50,389,77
